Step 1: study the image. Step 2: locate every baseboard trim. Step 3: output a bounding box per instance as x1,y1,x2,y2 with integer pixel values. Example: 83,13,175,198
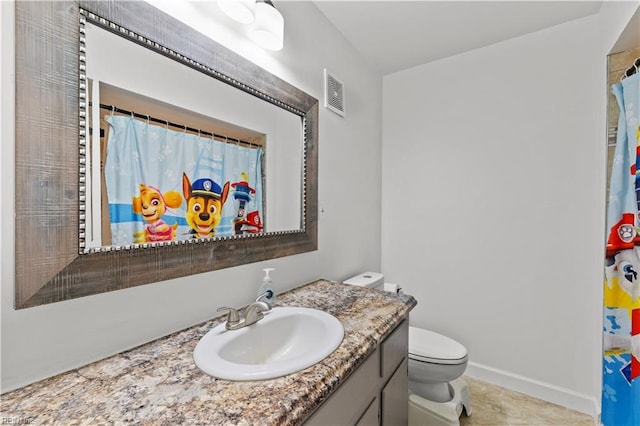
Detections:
465,361,600,423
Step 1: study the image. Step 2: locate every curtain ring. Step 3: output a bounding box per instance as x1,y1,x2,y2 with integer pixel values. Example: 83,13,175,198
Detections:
146,114,150,125
165,119,169,129
110,105,115,116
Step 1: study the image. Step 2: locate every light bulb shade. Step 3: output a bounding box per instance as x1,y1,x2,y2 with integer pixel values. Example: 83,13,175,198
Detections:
218,0,256,25
250,1,284,51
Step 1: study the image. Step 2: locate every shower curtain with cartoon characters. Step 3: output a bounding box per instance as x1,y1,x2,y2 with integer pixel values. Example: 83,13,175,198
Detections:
603,71,640,426
104,115,264,245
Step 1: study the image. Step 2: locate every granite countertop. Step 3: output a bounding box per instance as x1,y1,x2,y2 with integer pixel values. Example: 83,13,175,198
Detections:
1,279,416,425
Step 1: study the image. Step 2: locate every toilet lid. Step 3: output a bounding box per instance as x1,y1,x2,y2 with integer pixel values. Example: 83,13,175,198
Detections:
409,326,467,364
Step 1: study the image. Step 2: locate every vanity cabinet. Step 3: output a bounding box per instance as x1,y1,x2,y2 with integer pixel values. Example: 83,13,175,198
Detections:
305,320,409,426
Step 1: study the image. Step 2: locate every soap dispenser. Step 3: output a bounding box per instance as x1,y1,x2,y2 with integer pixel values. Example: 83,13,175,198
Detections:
258,267,276,308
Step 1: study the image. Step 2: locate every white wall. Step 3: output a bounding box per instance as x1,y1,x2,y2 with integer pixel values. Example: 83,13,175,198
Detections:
0,1,382,392
382,4,638,418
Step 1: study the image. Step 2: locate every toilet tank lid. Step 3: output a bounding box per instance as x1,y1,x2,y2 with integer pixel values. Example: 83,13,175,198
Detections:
409,326,467,361
343,272,384,288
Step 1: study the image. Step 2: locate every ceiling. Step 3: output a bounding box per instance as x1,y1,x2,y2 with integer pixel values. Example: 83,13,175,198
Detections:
313,1,604,76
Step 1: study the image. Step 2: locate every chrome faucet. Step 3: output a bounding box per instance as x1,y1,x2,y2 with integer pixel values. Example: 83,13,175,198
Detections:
243,301,271,326
217,300,271,331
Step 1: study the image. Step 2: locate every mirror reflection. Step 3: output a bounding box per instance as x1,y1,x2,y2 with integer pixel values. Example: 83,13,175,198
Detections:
84,19,303,250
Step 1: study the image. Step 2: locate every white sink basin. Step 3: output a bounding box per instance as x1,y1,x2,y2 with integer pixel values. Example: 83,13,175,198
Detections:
194,306,344,381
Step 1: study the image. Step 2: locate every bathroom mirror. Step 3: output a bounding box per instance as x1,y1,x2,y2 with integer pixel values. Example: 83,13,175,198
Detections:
14,1,318,309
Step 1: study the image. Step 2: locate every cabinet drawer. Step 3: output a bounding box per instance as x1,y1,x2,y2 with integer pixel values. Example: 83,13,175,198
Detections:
380,320,408,381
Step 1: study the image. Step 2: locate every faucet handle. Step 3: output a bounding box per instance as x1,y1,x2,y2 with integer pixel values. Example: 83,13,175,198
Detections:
217,306,241,327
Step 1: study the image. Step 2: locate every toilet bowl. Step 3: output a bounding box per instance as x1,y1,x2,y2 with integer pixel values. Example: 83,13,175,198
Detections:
408,326,468,402
343,272,472,425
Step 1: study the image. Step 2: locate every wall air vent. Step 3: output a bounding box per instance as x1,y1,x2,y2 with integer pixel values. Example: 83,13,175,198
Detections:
324,69,345,117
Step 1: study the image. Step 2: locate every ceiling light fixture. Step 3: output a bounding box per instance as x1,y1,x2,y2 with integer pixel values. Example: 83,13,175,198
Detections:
218,0,256,25
250,0,284,51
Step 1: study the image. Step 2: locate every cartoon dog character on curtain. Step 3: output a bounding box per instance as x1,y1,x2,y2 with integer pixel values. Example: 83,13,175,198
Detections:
132,184,182,243
604,247,640,382
182,173,230,238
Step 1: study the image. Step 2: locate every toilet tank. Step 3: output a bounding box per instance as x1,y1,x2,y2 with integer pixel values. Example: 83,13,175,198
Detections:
343,272,384,289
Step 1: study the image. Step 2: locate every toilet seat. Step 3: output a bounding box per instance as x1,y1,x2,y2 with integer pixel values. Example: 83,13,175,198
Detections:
409,326,468,365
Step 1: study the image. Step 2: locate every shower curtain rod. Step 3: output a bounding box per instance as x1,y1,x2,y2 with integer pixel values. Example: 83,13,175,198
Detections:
96,103,262,149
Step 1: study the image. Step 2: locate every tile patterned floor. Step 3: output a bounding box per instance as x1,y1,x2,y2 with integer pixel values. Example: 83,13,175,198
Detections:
459,377,595,426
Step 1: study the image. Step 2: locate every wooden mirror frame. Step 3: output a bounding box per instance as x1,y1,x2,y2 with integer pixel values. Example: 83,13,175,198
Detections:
14,1,318,309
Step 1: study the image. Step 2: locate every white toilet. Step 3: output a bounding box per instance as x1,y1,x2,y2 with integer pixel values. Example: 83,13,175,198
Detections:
343,272,472,426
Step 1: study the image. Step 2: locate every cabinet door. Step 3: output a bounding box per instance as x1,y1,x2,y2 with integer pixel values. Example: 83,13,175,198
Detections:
381,357,408,426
